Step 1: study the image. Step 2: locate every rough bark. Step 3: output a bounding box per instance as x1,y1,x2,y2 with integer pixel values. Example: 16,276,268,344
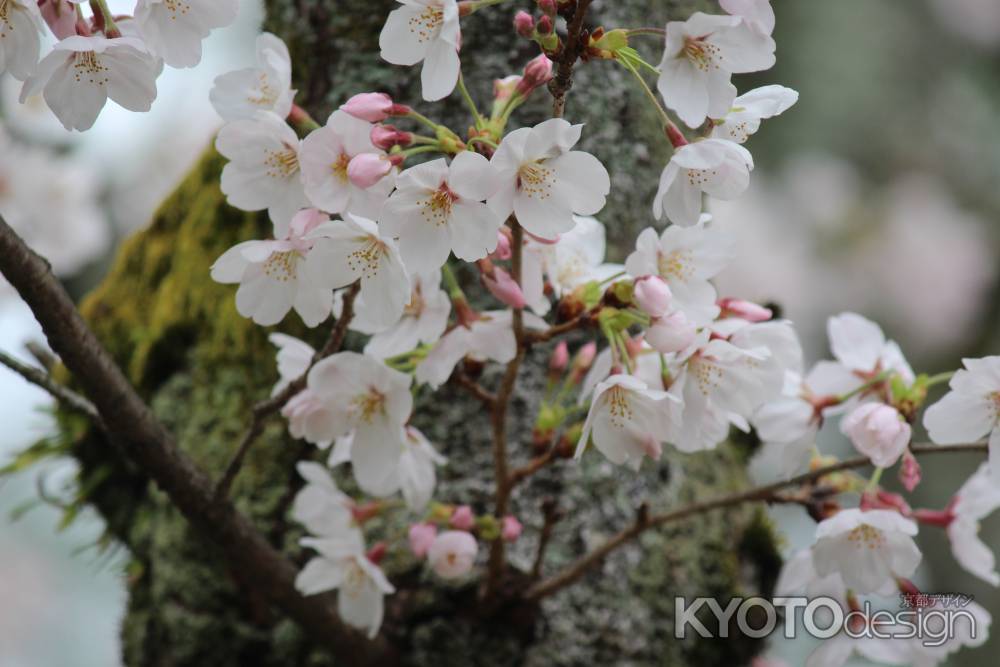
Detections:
53,1,784,665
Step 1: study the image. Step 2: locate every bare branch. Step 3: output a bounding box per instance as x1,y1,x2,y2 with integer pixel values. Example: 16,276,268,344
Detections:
550,0,594,118
0,348,103,426
524,441,988,601
0,215,393,665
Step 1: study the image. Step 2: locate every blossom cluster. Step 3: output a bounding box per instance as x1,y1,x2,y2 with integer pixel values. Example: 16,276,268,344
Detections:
6,0,997,659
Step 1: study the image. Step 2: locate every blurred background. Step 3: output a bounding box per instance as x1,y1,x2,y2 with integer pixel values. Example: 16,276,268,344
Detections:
0,0,998,664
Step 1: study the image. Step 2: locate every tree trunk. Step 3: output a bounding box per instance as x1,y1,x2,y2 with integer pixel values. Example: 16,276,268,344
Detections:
65,1,782,665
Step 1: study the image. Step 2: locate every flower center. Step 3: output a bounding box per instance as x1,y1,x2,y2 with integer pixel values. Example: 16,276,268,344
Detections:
343,561,367,596
264,144,300,180
404,282,425,318
847,524,886,550
681,35,721,72
0,0,10,28
263,250,299,282
685,168,717,188
517,162,555,200
247,72,278,108
353,386,386,423
162,0,191,19
73,51,110,87
346,235,387,279
990,391,1000,423
606,386,634,428
657,249,694,282
420,184,457,226
331,153,351,184
408,5,444,44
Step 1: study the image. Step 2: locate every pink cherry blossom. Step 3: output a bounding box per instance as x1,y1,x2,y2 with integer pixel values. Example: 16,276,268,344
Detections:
428,530,478,578
341,92,395,122
501,516,523,542
633,276,673,318
408,523,438,558
841,403,911,468
450,505,475,530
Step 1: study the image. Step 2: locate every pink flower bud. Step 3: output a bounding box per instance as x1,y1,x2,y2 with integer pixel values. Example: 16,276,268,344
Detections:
347,153,392,188
287,208,327,245
493,75,522,102
350,501,383,525
365,542,388,565
428,530,478,578
516,54,554,97
450,505,475,531
341,92,394,122
537,14,553,35
645,311,696,354
538,0,557,16
39,0,77,39
841,403,911,469
501,515,523,542
719,297,773,322
370,124,413,150
569,342,597,384
493,229,512,260
514,10,535,38
483,267,527,309
899,450,922,492
408,522,438,558
633,276,673,317
550,341,569,375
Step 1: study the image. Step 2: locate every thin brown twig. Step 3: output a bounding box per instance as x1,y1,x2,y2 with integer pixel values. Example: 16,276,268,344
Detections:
507,448,557,489
523,441,988,601
213,281,361,501
550,0,594,118
531,498,564,579
452,371,497,406
0,215,392,663
0,348,103,426
525,313,592,344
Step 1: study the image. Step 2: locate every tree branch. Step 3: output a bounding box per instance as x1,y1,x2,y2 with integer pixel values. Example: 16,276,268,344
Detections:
550,0,594,118
0,215,393,665
523,441,988,601
0,348,102,426
213,281,361,501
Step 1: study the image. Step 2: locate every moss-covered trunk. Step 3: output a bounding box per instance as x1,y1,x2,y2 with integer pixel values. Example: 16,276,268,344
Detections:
66,1,782,665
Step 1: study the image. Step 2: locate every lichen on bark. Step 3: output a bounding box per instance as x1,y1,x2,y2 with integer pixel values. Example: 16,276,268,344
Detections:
56,1,785,664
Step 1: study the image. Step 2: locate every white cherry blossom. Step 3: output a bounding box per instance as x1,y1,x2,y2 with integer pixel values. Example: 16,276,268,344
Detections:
656,12,776,128
210,32,295,121
720,0,776,36
923,356,1000,479
811,508,921,594
415,310,546,388
135,0,239,68
210,209,335,327
827,312,915,388
625,215,734,325
947,462,1000,585
522,215,623,315
345,269,450,359
379,0,461,102
305,214,410,328
575,374,680,470
489,118,610,240
380,152,502,272
653,138,754,226
21,36,162,132
301,110,394,219
710,85,798,143
841,402,911,469
269,333,314,395
0,0,46,81
296,529,395,639
216,111,307,230
292,461,354,537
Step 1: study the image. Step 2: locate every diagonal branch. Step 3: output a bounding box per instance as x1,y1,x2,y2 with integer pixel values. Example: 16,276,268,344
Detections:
0,348,103,426
523,441,989,601
0,215,394,666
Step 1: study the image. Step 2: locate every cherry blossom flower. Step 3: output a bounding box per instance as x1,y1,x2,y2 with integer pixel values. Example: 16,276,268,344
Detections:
625,216,735,325
645,311,698,355
656,12,776,128
296,529,395,638
343,269,450,359
946,462,1000,585
379,0,461,102
652,138,754,226
341,92,396,122
489,118,611,240
414,310,546,388
923,356,1000,479
409,522,437,558
0,0,46,81
210,32,295,121
216,111,307,230
633,276,673,317
841,402,911,468
268,332,314,394
38,0,76,41
21,36,162,132
720,0,776,36
300,110,394,219
575,374,680,470
380,152,502,272
826,312,915,387
521,215,622,315
397,426,447,511
304,352,413,496
450,505,474,530
710,85,798,143
428,530,478,578
134,0,239,68
501,516,522,542
210,209,334,327
292,462,354,537
811,509,921,594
